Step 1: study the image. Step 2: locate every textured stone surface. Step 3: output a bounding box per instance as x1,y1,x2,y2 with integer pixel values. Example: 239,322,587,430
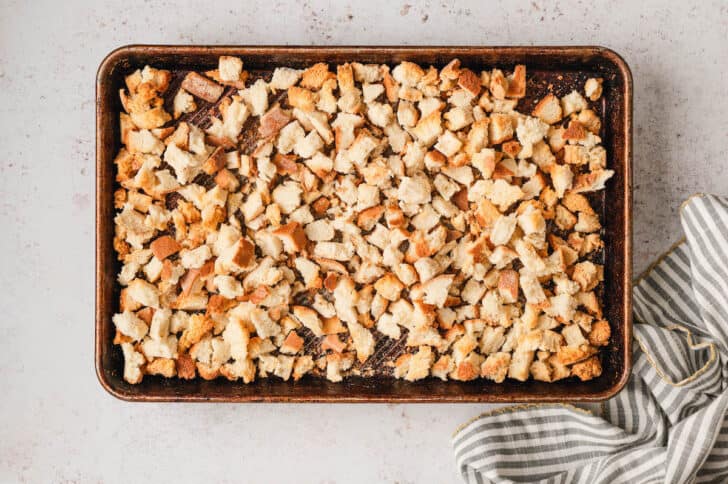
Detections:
1,0,726,482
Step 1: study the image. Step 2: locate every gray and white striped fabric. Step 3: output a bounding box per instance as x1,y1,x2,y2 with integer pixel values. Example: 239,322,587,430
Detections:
452,194,728,484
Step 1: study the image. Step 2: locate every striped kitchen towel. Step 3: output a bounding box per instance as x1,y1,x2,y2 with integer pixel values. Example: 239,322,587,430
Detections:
452,194,728,484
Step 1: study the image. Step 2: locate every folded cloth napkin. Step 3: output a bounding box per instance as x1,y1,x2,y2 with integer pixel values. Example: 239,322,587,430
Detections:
452,194,728,484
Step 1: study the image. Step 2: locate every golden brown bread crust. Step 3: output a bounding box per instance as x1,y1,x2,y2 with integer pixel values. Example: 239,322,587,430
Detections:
176,353,197,379
146,358,176,377
179,315,213,351
287,86,316,111
202,146,227,175
457,68,481,97
272,222,307,253
150,235,182,260
506,65,526,98
300,63,334,90
588,320,611,347
181,72,224,103
571,355,602,381
259,105,292,139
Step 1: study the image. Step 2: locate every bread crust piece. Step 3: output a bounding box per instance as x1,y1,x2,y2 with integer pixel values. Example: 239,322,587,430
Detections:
457,68,481,97
259,105,292,139
181,72,224,103
150,235,182,260
505,65,526,98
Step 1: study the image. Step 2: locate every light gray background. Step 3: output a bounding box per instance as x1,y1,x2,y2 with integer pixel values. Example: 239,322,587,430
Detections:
1,0,726,482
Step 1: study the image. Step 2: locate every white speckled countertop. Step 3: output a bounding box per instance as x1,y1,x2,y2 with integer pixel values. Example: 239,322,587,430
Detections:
1,0,727,482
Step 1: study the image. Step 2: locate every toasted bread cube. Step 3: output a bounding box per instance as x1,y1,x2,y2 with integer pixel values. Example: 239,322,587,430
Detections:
490,213,517,245
584,78,603,101
121,343,145,384
150,235,182,260
397,100,419,127
313,241,354,261
270,67,302,90
259,105,292,139
554,205,577,231
556,344,597,365
411,110,443,146
497,269,519,303
481,352,511,383
405,346,435,381
458,68,481,97
532,93,562,124
572,261,600,291
287,86,316,112
179,245,211,269
578,109,601,134
444,106,474,131
562,323,588,347
506,65,526,98
398,175,432,205
549,164,573,198
452,352,485,381
508,350,534,382
272,181,303,215
561,90,588,116
574,211,601,233
366,101,394,128
588,320,611,347
564,145,590,166
488,113,513,145
300,63,333,90
242,79,269,116
434,130,463,158
113,311,149,342
272,221,308,253
489,69,508,99
146,358,176,378
280,331,305,355
127,278,160,308
362,83,384,103
571,355,602,381
219,56,243,82
421,274,454,308
374,274,405,302
392,61,425,87
179,315,214,351
487,179,523,211
432,355,454,381
572,170,615,193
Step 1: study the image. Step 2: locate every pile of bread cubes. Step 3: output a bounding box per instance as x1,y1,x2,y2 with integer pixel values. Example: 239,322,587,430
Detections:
112,55,612,385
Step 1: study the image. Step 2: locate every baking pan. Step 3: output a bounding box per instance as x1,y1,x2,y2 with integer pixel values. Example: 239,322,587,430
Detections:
96,45,632,402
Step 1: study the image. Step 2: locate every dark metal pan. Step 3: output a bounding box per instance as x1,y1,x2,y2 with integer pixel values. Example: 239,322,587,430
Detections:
96,45,632,402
